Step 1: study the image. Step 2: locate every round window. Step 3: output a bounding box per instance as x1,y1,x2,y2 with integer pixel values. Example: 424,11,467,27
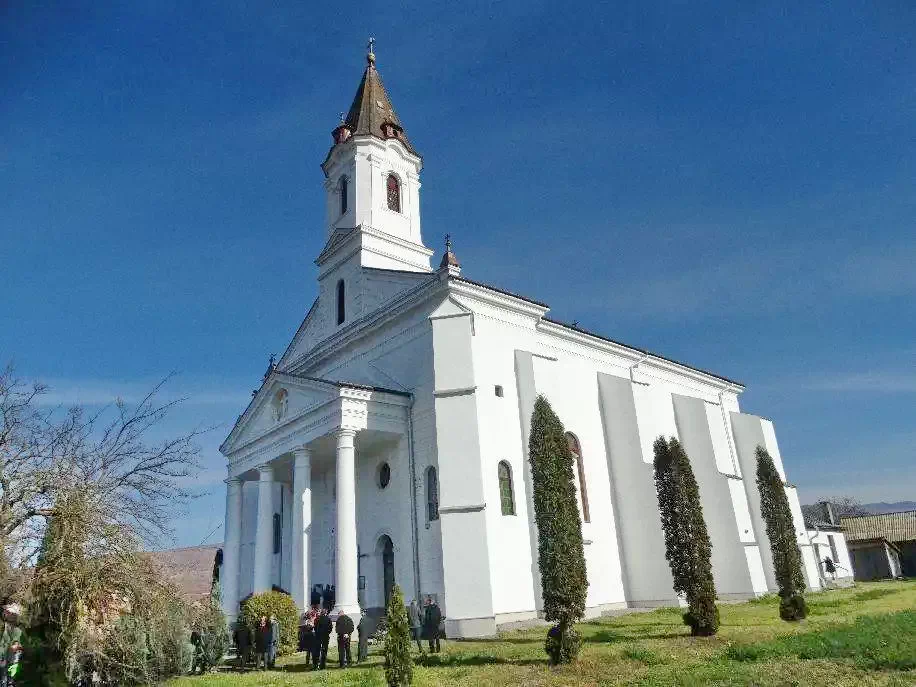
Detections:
378,462,391,489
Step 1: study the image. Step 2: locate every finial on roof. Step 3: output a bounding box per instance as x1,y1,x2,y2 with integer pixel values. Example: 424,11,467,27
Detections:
367,37,376,66
263,353,276,381
439,233,461,272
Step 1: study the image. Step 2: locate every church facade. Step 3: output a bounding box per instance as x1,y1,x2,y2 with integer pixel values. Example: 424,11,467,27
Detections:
219,47,821,638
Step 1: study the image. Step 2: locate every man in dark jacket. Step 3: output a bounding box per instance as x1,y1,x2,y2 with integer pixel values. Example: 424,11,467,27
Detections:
335,612,355,667
314,609,333,670
423,596,442,653
233,622,251,669
254,616,270,670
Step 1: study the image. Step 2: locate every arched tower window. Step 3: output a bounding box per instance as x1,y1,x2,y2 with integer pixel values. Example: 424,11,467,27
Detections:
386,173,401,212
336,279,345,325
339,175,348,216
566,432,591,523
426,466,439,522
498,461,515,516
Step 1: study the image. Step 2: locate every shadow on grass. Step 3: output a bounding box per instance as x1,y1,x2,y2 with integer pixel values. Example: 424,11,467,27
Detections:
725,610,916,671
417,653,545,668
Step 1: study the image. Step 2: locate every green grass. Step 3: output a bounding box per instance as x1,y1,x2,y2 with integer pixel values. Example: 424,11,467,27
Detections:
166,580,916,686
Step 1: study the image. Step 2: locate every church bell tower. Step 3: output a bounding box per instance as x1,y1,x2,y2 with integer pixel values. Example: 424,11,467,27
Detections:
319,40,432,273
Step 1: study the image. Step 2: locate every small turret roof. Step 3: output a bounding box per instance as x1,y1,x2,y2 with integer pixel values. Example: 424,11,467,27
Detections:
341,44,418,157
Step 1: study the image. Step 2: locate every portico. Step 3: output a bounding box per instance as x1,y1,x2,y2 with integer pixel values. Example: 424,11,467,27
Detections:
219,373,413,623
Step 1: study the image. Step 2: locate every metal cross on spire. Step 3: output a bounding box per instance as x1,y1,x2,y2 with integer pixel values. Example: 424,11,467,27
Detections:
367,37,376,64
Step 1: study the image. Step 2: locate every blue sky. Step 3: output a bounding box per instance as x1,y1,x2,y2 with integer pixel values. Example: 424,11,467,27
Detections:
2,2,913,548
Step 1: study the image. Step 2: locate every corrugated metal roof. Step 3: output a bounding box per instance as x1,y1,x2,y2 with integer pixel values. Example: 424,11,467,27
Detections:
841,510,916,543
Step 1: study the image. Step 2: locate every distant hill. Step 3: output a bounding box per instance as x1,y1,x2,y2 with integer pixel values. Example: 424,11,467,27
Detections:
860,501,916,515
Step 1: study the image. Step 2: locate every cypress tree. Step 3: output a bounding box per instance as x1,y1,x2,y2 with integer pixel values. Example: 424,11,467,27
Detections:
384,584,413,686
528,395,588,664
653,436,719,636
756,446,807,621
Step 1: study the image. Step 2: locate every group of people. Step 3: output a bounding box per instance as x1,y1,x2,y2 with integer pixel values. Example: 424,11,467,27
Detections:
229,594,445,672
297,603,367,670
408,596,443,653
232,614,281,670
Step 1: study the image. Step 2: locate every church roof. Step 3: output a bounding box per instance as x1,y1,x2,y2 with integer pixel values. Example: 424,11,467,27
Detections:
340,48,418,157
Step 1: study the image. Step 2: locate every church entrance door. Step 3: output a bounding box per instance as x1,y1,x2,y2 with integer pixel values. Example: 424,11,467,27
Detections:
379,535,395,609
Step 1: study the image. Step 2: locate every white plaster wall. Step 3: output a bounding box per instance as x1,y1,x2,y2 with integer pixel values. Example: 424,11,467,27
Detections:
785,486,820,590
355,436,417,611
471,314,540,618
530,354,626,611
744,545,769,594
634,382,679,463
808,530,854,579
727,478,756,543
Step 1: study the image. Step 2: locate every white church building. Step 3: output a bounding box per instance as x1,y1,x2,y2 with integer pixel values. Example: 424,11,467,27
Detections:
219,46,823,638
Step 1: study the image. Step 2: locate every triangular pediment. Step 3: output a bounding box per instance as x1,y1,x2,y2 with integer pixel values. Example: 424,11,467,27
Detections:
220,373,340,455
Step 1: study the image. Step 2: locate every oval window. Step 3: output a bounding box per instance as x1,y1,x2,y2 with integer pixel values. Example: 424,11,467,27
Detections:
379,462,391,489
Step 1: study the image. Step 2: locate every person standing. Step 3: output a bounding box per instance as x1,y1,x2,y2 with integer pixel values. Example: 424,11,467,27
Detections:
314,609,333,670
335,611,354,668
306,603,321,668
356,611,369,663
824,556,837,581
407,599,423,652
299,611,314,668
233,621,251,669
423,596,442,653
268,614,280,669
254,616,270,670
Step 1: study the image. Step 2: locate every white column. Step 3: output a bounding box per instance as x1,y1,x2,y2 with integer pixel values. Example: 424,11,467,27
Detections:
253,463,275,594
333,428,361,616
221,477,243,622
291,447,312,611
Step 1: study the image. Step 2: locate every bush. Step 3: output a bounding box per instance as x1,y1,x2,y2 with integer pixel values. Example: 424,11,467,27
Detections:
383,584,413,686
240,591,299,655
756,446,807,621
190,599,229,672
528,395,588,664
653,437,719,636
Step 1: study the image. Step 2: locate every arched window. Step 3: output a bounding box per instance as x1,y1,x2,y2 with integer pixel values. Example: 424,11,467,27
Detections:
426,466,439,522
339,175,348,215
336,279,345,325
566,432,590,523
386,173,401,212
498,461,515,516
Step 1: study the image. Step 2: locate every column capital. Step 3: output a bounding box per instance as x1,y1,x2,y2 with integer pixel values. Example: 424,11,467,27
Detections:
224,476,243,488
335,427,358,440
257,463,274,480
293,446,311,467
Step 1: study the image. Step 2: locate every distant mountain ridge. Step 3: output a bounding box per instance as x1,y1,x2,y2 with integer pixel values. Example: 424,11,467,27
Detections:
860,501,916,515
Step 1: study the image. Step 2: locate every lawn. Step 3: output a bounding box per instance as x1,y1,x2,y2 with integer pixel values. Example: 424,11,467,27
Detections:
167,580,916,686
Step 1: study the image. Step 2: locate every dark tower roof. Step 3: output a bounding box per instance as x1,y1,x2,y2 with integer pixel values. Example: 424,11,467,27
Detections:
337,44,419,157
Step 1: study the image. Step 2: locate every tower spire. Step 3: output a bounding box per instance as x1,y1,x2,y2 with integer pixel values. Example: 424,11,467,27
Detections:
326,40,419,157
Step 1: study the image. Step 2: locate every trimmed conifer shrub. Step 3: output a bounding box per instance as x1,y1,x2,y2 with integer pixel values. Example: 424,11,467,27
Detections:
756,445,808,621
528,395,588,664
653,436,720,636
384,583,413,686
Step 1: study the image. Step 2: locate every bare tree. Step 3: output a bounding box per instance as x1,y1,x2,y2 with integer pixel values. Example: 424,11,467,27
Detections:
801,496,869,526
1,364,205,585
